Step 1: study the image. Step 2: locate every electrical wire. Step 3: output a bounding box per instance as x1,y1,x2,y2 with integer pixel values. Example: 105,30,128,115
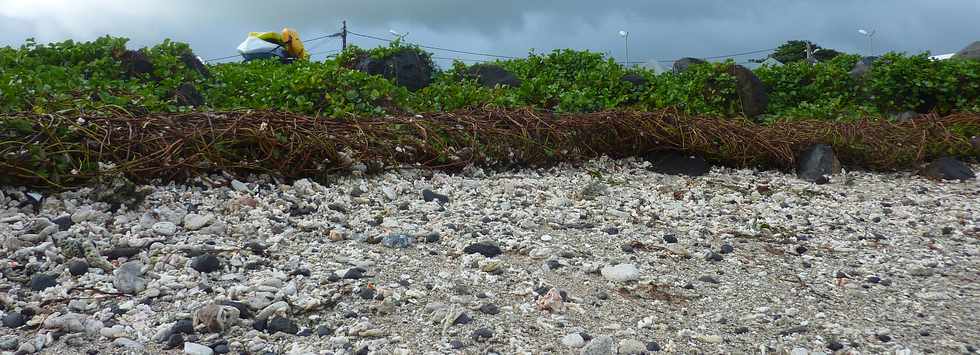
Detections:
348,31,517,59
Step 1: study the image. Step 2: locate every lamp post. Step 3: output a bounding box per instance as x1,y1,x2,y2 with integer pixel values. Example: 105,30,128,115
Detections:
858,29,876,56
389,29,409,42
619,30,629,66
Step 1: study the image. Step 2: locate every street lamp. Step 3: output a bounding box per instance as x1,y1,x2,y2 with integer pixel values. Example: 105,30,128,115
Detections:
858,29,876,56
389,29,409,41
619,30,629,66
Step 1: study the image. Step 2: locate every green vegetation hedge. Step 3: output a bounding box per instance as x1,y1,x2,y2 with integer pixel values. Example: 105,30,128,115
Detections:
2,36,978,120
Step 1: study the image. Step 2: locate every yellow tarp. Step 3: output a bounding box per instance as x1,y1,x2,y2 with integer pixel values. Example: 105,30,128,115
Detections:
245,28,308,60
249,31,283,44
280,28,308,60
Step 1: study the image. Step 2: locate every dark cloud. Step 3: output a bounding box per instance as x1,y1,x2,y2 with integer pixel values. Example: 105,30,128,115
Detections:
1,1,977,67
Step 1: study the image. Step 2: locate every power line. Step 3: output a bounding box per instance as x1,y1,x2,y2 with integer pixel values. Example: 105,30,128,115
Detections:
347,31,518,59
654,48,778,63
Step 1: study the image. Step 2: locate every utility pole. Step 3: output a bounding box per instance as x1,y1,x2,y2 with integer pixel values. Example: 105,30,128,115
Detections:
341,20,348,50
805,41,814,64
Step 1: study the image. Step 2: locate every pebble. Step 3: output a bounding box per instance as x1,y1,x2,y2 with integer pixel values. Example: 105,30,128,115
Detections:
463,242,502,258
720,244,735,254
16,342,36,354
382,234,414,248
30,273,58,291
561,333,586,348
190,254,221,273
663,235,678,243
421,189,450,204
581,335,615,355
183,214,213,231
213,343,230,354
100,325,127,338
166,333,185,349
601,263,640,282
152,221,178,236
3,313,26,328
113,261,146,294
172,319,195,334
471,327,493,342
646,341,661,352
705,251,724,262
479,303,500,315
618,339,647,354
316,325,333,337
267,316,298,335
112,338,143,353
230,180,249,192
68,259,89,276
184,342,214,355
0,335,17,350
828,340,844,350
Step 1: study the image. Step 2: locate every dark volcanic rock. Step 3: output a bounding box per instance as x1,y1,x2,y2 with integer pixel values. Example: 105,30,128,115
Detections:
30,273,57,291
645,151,711,177
180,52,211,78
120,50,154,78
175,82,205,107
354,49,434,91
68,260,89,276
2,313,26,328
919,157,975,181
190,254,221,273
422,189,450,204
463,242,502,258
267,316,298,335
464,64,521,88
621,73,647,87
103,247,141,260
731,64,768,117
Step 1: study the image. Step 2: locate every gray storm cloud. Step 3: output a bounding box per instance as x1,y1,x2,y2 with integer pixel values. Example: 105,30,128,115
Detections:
1,0,977,66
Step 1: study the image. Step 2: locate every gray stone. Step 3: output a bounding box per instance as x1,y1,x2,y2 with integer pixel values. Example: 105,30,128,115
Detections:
152,222,177,236
230,180,249,192
183,214,213,231
581,335,616,355
0,335,18,350
850,56,878,78
561,333,586,348
798,144,841,183
382,234,414,249
618,339,648,354
113,261,146,294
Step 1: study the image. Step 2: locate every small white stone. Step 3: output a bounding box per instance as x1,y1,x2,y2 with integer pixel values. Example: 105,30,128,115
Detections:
618,339,647,354
560,333,586,348
600,263,640,282
541,234,553,241
183,342,214,355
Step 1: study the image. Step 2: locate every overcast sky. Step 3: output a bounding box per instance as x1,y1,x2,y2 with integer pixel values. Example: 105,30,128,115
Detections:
1,0,977,68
